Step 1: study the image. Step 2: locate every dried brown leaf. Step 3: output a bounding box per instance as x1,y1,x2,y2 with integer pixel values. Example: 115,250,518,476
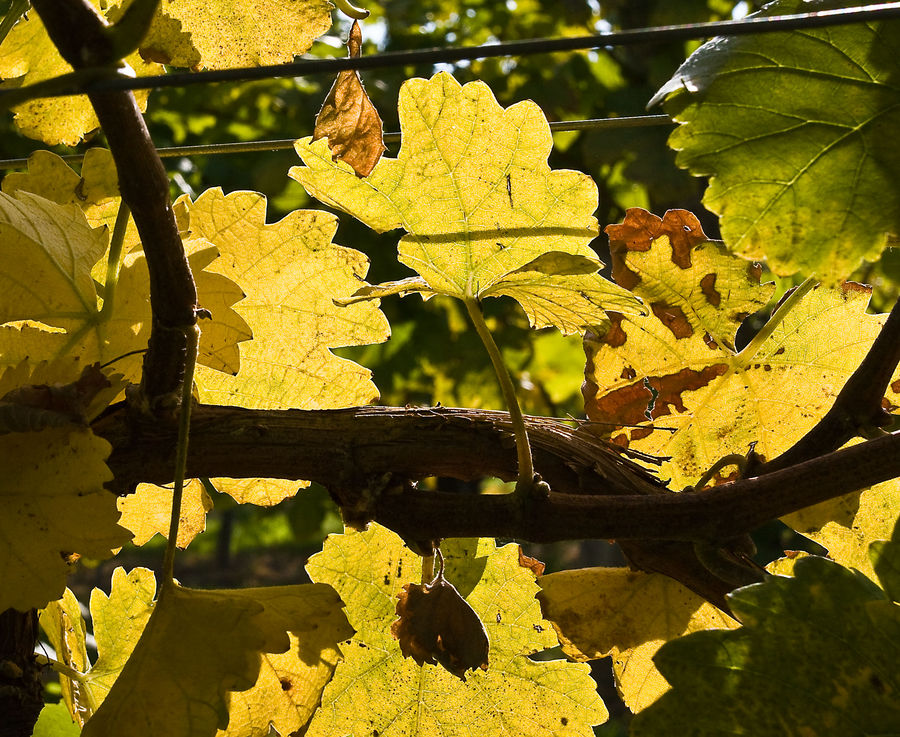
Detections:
391,572,489,680
313,21,385,177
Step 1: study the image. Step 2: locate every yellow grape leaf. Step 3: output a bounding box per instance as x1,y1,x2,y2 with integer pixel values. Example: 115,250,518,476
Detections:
144,0,333,70
0,3,161,145
1,149,142,287
40,588,91,726
184,189,389,410
538,568,736,712
0,426,130,611
180,188,389,504
2,149,121,235
84,567,158,712
83,576,352,737
0,188,250,383
795,482,900,584
0,191,107,327
292,72,642,335
584,208,885,488
118,479,214,549
305,524,606,736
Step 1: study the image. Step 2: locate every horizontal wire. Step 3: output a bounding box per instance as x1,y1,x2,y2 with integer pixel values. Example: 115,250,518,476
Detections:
3,3,899,100
0,114,674,169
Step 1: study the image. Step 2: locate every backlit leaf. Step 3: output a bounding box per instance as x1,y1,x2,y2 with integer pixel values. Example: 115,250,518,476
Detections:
631,554,900,735
179,188,389,505
39,588,91,725
305,524,606,737
118,480,214,549
651,0,900,280
538,567,735,712
292,72,642,335
83,576,352,737
144,0,333,70
0,2,161,145
313,21,385,178
584,208,885,488
0,426,130,611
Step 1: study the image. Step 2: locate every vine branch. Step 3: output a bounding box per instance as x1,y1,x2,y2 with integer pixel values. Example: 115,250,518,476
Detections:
94,403,900,608
32,0,199,409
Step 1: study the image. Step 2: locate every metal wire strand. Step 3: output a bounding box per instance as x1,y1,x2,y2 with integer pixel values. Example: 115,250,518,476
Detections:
1,3,899,100
0,114,674,169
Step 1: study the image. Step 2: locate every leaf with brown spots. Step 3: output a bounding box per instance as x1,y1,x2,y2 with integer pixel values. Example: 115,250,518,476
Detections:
313,21,385,178
585,210,888,489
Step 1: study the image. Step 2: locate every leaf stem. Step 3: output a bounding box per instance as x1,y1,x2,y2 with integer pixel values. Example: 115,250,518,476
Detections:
37,656,100,715
100,202,130,320
160,323,200,593
735,276,817,366
0,0,29,47
463,296,534,489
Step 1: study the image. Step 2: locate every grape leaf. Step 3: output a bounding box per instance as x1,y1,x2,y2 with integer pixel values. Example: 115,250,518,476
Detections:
0,425,130,611
305,524,606,737
140,0,333,70
39,588,91,725
0,185,251,385
0,2,162,145
117,480,214,549
82,573,353,737
179,188,389,506
0,191,108,327
871,515,900,602
538,567,736,712
584,208,885,488
630,554,900,736
292,72,643,335
650,0,900,281
793,480,900,584
32,703,80,737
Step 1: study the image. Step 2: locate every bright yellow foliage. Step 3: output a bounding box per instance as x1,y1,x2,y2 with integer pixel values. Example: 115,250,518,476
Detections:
292,72,642,335
0,3,160,145
585,222,885,488
40,588,91,725
178,188,390,505
80,572,352,737
144,0,333,70
538,568,736,712
0,169,251,386
305,525,607,736
0,426,130,611
118,480,214,549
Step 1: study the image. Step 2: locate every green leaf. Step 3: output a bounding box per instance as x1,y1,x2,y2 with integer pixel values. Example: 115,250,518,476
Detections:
631,555,900,736
652,0,900,280
292,72,642,335
305,524,607,736
871,514,900,602
32,703,80,737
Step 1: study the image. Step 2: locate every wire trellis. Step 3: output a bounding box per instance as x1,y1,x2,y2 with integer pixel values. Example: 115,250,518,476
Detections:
0,3,897,169
3,3,899,99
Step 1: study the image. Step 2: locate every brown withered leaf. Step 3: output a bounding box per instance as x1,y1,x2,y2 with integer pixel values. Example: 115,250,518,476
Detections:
0,362,121,434
391,571,489,680
313,20,385,177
